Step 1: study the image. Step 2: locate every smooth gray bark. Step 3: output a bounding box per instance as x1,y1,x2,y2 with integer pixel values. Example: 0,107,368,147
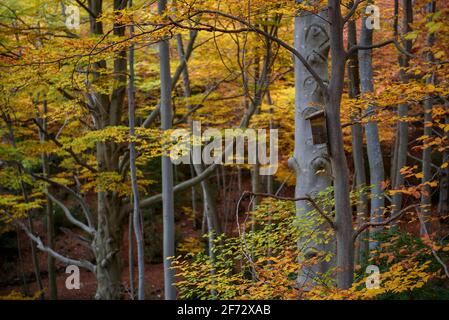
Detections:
128,212,135,298
128,1,145,299
359,4,385,246
327,0,354,289
289,3,332,287
293,4,333,287
175,31,221,238
347,10,368,265
158,0,176,300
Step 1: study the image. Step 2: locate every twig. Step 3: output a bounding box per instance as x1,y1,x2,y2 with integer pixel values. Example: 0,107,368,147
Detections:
353,204,417,242
416,208,449,279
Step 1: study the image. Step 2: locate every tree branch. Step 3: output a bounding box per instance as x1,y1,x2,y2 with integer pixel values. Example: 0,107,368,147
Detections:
31,173,95,229
353,204,417,242
9,214,95,273
343,0,365,24
346,38,414,59
46,192,96,236
32,118,97,173
75,0,98,20
170,10,328,95
238,191,336,230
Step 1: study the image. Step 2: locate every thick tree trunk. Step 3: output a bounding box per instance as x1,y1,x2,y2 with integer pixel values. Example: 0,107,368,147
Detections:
293,4,334,287
89,0,128,300
94,205,123,299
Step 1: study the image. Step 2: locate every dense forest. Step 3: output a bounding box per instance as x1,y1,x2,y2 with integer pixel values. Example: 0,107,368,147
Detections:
0,0,448,301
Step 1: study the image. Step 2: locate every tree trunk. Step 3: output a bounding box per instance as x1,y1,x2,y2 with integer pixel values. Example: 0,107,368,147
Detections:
39,100,57,300
175,31,222,236
7,120,44,297
128,0,145,299
359,1,385,246
89,0,128,299
347,8,368,265
293,3,333,287
128,212,134,299
327,0,354,289
94,207,123,299
392,0,413,217
158,0,176,300
438,100,449,216
421,1,437,235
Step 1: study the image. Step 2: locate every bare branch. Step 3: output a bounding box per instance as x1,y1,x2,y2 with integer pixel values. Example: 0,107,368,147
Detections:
347,38,414,60
10,215,95,272
74,0,97,19
170,10,328,95
343,0,365,24
46,192,96,236
416,208,449,278
31,173,94,228
32,118,97,173
353,204,417,242
237,191,336,230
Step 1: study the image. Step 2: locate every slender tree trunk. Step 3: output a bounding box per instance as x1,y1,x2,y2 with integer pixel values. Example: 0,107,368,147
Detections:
16,227,29,295
359,1,385,246
158,0,176,300
128,1,145,299
128,212,134,299
39,100,57,300
7,121,44,297
175,32,222,237
438,100,449,216
347,8,368,265
266,91,275,195
327,0,354,289
392,0,413,217
421,1,437,235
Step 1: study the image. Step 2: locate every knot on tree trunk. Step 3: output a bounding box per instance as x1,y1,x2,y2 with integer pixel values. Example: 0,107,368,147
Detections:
288,156,300,175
